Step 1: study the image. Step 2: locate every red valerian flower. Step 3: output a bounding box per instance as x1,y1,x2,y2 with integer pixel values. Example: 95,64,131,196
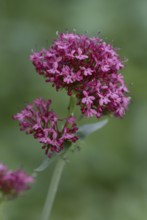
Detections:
0,163,34,200
30,32,130,118
13,98,78,157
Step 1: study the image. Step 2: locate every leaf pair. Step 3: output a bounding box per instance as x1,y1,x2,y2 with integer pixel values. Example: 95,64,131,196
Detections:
34,118,108,172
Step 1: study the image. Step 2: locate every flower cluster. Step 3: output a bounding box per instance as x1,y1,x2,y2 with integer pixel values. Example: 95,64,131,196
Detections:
31,32,130,118
0,163,34,200
13,98,78,157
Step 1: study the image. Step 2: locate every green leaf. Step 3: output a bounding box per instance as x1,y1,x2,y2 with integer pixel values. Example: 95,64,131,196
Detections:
34,142,71,172
77,118,108,139
34,156,55,172
33,119,108,172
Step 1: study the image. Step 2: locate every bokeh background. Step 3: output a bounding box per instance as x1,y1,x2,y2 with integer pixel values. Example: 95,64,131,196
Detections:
0,0,147,219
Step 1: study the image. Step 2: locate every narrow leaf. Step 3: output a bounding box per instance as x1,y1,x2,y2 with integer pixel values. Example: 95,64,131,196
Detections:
34,142,71,172
77,118,108,139
34,156,54,172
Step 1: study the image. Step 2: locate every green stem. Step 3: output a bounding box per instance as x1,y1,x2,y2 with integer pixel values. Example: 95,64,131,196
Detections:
41,156,67,220
68,95,76,115
41,95,76,220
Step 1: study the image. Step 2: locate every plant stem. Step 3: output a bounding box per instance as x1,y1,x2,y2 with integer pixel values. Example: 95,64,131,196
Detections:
41,156,67,220
68,95,76,115
41,95,76,220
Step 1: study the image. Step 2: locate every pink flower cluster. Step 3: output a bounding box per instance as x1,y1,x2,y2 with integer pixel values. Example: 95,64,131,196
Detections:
13,98,78,157
0,163,34,200
31,32,130,118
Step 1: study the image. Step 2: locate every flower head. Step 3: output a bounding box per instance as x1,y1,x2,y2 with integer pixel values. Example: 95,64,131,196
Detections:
13,98,78,157
0,163,34,200
30,32,130,118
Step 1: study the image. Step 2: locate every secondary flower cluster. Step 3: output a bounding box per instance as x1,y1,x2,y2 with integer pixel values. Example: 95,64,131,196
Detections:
0,163,34,200
31,32,130,118
13,98,78,157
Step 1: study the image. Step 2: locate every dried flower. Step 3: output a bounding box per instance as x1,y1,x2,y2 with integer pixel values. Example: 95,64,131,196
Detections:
13,98,78,157
0,163,34,200
30,32,130,118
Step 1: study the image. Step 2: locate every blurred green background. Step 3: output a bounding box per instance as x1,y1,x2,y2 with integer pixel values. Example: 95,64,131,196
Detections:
0,0,147,219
